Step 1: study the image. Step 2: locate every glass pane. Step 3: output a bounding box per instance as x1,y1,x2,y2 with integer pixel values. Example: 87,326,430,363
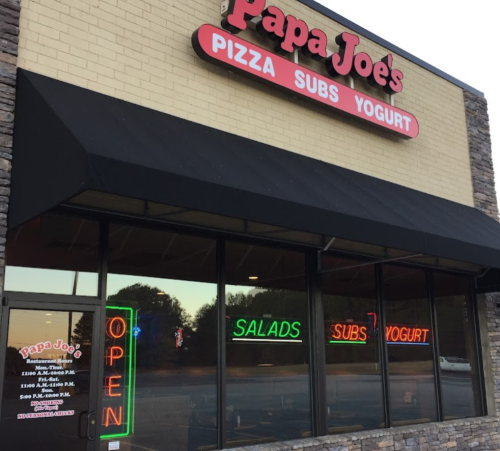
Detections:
5,214,99,296
383,265,438,425
225,242,311,447
0,309,93,450
101,224,217,451
322,256,385,433
434,273,481,419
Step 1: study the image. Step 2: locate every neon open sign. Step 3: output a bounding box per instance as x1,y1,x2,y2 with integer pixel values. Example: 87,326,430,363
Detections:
101,306,136,440
229,317,302,343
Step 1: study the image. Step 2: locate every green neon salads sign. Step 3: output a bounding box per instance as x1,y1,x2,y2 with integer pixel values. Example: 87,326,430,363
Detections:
228,317,303,343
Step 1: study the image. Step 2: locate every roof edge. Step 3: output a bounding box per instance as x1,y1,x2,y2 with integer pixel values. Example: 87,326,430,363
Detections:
297,0,484,97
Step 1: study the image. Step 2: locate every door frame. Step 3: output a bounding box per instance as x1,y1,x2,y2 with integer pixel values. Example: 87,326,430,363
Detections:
0,292,104,451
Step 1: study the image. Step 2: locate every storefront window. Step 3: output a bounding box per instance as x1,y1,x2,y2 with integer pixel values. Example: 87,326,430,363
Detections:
4,214,99,296
322,256,384,433
383,265,438,425
3,213,487,445
434,273,482,419
225,242,310,447
102,224,217,451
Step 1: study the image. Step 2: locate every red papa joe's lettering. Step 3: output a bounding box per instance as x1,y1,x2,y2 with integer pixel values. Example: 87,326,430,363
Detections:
324,33,400,91
388,69,404,94
326,32,359,77
352,52,373,79
220,0,402,91
220,1,402,91
278,15,308,54
227,0,327,59
369,60,389,88
380,55,403,94
257,6,285,40
303,29,328,59
222,0,266,33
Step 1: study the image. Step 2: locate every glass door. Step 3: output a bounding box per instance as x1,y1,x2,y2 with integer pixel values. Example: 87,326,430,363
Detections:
0,298,102,451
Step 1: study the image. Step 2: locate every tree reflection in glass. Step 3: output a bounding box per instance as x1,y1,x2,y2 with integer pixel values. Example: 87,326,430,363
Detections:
103,224,217,451
383,265,438,425
434,273,481,419
322,256,385,433
225,242,311,448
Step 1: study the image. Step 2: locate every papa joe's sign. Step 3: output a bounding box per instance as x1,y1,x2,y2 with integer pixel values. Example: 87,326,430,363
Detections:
192,0,418,138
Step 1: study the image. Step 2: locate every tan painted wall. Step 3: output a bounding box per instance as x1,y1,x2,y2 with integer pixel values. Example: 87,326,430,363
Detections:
17,0,474,206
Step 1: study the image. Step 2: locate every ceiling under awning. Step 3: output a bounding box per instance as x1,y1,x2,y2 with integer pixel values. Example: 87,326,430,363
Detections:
9,70,500,273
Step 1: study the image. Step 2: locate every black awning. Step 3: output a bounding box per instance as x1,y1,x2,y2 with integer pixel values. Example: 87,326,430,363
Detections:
9,70,500,269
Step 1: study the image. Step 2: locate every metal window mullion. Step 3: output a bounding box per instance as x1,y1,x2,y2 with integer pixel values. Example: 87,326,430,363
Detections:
308,251,327,437
94,219,109,447
376,264,391,428
428,270,444,422
97,220,109,301
0,302,11,420
217,239,227,449
470,280,487,416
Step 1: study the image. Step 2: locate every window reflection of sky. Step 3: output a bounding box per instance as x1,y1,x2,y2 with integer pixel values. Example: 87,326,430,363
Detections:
6,310,84,359
4,267,98,297
108,274,253,317
4,266,253,319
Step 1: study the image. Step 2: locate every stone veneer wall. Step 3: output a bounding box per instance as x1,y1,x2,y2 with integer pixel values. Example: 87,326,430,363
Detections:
223,417,500,451
484,293,500,417
464,90,499,219
227,417,500,451
0,0,19,299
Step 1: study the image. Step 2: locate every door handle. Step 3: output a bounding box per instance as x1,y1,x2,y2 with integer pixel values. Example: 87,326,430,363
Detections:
78,411,88,439
87,411,96,441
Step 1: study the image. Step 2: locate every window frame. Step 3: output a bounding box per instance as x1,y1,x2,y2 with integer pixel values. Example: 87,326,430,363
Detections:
2,211,487,450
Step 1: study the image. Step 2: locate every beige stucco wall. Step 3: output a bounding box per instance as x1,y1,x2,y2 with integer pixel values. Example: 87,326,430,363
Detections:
17,0,474,206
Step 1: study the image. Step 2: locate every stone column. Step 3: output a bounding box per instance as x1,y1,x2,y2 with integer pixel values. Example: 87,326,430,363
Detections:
464,89,499,219
465,89,500,418
0,0,20,297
